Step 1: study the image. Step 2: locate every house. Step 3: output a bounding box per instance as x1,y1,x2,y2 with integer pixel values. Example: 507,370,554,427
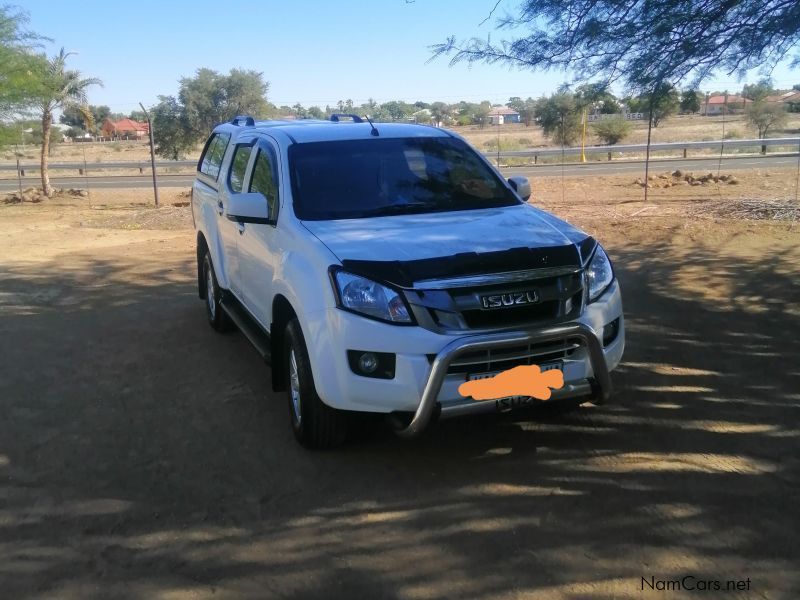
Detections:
101,117,149,139
487,106,520,125
701,94,752,115
765,90,800,110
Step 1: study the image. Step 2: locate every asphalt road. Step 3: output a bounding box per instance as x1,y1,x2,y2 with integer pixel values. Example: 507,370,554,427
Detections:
1,154,798,191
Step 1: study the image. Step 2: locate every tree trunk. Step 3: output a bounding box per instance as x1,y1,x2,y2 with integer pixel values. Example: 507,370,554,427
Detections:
41,107,53,197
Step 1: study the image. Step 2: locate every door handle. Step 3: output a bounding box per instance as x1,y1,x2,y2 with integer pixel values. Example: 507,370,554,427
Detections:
237,222,245,235
217,200,224,216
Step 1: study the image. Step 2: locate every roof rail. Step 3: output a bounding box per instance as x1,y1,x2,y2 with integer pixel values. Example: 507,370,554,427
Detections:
329,113,364,123
230,115,255,126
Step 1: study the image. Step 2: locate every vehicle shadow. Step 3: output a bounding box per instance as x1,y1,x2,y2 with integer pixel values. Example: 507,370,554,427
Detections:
0,237,798,598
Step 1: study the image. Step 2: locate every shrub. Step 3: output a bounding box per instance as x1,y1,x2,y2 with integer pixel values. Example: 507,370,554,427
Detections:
591,116,633,145
723,129,743,139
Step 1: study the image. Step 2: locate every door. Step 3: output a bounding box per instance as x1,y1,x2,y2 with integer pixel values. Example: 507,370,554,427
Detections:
198,131,243,295
236,137,282,331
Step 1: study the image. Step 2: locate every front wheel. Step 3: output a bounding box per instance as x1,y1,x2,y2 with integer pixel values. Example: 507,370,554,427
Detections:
285,319,348,448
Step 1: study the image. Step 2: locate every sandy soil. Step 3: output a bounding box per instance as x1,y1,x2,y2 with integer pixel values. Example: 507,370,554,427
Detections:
1,186,798,598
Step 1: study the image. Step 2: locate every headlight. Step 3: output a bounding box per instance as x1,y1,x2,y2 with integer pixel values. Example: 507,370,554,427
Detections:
332,270,412,323
587,245,614,302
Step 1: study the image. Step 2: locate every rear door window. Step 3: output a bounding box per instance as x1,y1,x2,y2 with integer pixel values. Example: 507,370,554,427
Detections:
228,145,253,192
198,132,231,180
248,147,280,219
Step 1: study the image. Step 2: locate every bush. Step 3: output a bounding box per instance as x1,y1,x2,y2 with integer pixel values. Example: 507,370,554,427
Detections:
591,116,633,145
517,137,534,146
723,129,743,139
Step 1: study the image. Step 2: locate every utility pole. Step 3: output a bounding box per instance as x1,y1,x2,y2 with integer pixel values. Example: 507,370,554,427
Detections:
139,102,159,208
580,109,587,163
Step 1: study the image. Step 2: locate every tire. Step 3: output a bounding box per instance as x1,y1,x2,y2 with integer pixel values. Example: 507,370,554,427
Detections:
201,251,231,332
285,319,348,448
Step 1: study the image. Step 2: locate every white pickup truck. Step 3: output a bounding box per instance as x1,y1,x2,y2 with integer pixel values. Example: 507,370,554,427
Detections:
192,115,624,448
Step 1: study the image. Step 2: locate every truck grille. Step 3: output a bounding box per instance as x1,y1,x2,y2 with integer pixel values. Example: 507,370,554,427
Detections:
408,270,584,332
445,339,580,375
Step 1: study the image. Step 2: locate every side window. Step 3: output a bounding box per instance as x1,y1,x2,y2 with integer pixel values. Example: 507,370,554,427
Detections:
198,132,231,180
228,145,253,192
249,148,280,218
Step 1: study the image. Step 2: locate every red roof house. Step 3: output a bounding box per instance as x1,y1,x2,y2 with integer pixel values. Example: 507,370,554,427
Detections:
101,118,150,139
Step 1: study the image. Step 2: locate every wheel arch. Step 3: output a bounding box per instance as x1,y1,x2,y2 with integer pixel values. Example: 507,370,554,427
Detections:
196,231,209,299
270,294,298,392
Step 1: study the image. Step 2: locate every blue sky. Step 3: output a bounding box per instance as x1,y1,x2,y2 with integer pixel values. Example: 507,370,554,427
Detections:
18,0,799,113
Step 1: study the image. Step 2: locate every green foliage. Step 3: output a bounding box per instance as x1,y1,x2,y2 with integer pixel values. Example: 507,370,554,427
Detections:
680,90,702,114
128,110,147,123
592,116,632,145
0,6,48,121
507,96,536,126
742,78,774,102
534,92,582,146
151,68,270,159
746,101,788,138
59,104,110,132
152,95,195,160
306,105,324,119
178,68,269,135
633,84,680,127
433,1,800,94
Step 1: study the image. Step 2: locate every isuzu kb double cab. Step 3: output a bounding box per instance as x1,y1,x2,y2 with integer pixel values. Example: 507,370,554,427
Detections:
192,115,625,448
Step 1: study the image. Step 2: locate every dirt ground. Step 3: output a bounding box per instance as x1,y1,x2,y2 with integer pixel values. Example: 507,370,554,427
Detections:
1,181,799,599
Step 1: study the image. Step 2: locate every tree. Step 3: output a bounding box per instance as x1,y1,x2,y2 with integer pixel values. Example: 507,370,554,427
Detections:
534,92,582,146
151,96,194,160
0,6,47,121
507,96,536,126
742,78,774,102
179,68,269,135
152,68,271,159
592,116,632,145
307,105,324,119
33,48,101,195
60,104,109,132
128,109,146,123
429,101,454,126
433,1,800,95
680,90,702,114
382,100,414,121
636,84,680,127
746,101,788,141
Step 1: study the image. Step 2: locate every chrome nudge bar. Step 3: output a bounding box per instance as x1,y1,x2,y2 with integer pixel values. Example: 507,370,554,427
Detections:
394,322,611,438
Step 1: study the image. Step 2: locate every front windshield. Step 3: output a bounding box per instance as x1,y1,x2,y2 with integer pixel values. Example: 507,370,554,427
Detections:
289,136,520,220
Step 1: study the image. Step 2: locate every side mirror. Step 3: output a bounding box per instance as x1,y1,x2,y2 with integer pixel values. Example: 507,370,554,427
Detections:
508,176,531,201
227,192,272,224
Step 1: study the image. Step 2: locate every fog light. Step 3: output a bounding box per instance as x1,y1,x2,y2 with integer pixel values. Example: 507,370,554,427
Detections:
358,352,378,373
602,318,620,346
347,350,396,379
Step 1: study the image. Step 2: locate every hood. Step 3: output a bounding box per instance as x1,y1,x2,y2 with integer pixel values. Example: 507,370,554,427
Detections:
302,204,594,287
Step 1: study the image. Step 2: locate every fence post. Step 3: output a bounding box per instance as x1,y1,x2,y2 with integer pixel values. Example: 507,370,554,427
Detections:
683,147,687,158
534,154,538,164
607,152,612,161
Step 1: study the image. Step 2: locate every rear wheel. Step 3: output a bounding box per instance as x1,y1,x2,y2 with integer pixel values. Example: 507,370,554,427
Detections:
201,251,231,332
285,319,348,448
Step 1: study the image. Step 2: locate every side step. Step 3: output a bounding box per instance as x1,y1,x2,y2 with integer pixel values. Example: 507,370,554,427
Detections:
220,296,271,363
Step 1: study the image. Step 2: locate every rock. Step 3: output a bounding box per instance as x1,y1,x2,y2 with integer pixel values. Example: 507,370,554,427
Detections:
647,175,656,181
728,177,739,185
690,181,703,186
672,170,683,178
79,190,88,197
634,178,645,186
684,173,694,181
719,174,729,181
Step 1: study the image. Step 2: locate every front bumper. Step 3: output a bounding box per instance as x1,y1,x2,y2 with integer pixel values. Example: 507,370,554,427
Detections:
394,322,610,437
302,279,623,432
